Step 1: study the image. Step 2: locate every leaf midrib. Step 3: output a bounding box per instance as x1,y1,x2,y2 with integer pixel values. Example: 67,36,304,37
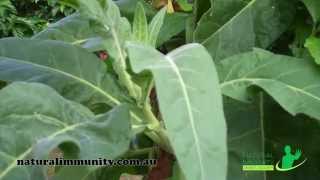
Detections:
0,57,143,123
200,0,256,44
164,55,205,180
221,78,320,102
1,57,120,105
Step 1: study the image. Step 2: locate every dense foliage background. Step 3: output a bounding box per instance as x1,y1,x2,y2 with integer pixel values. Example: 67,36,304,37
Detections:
0,0,73,37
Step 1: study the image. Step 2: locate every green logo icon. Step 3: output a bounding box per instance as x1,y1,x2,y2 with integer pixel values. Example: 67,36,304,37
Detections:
275,145,307,171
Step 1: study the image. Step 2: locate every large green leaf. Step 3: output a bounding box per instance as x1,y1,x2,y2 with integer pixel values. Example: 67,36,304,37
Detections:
70,0,144,101
219,48,320,120
0,38,127,107
0,38,146,128
0,82,131,180
33,13,90,41
194,0,247,42
36,0,132,56
219,48,320,179
195,0,296,62
127,43,227,180
34,1,187,49
33,13,107,52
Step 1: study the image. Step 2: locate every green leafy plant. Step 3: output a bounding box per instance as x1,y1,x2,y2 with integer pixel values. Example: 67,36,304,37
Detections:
0,0,74,37
0,0,320,180
0,0,35,37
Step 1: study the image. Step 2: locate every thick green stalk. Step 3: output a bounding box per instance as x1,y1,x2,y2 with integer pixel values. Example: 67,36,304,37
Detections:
110,28,142,102
143,102,173,152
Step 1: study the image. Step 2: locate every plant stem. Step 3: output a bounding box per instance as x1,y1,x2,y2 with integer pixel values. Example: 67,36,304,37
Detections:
143,103,160,126
105,24,171,153
108,26,142,103
143,103,173,152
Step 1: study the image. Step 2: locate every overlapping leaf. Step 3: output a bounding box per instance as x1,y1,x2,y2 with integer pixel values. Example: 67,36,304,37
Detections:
0,82,131,180
219,48,320,120
219,48,320,180
127,43,227,180
35,0,188,49
0,38,147,129
194,0,296,62
0,38,128,107
33,13,93,41
33,13,107,52
194,0,246,42
220,49,320,179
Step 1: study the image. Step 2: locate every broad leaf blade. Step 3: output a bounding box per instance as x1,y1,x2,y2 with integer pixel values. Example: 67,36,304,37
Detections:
73,0,144,101
0,38,127,107
35,1,187,48
0,82,131,180
33,13,92,42
219,48,320,120
127,43,227,180
33,13,107,52
194,0,246,42
0,38,146,129
195,0,295,62
219,49,320,178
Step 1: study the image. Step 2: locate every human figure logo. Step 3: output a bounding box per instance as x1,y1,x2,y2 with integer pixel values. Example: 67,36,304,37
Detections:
276,145,307,171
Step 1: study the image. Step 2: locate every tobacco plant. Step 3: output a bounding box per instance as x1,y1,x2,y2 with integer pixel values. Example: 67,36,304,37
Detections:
0,0,320,180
